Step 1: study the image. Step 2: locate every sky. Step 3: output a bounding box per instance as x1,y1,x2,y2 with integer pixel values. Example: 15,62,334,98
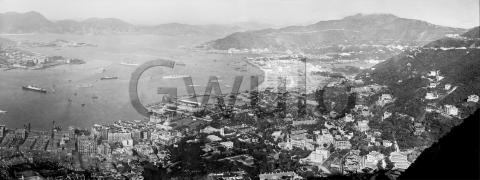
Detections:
0,0,478,28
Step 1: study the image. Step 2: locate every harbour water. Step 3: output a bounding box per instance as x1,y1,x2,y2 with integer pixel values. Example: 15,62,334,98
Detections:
0,34,264,130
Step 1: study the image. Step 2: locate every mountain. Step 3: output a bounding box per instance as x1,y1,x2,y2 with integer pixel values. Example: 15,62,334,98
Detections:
205,13,466,50
0,11,271,37
56,18,137,34
0,11,55,33
140,23,240,38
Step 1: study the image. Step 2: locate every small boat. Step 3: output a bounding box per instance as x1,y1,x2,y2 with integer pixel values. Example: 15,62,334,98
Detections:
101,76,118,80
120,62,139,66
22,85,47,93
0,110,7,114
162,74,189,79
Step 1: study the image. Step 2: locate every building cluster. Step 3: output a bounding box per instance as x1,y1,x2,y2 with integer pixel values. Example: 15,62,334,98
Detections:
422,70,478,118
0,46,85,70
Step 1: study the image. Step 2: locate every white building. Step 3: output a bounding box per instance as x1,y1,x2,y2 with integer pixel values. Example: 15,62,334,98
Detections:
344,113,354,122
316,133,335,149
220,141,234,149
357,120,370,132
383,140,393,147
364,151,385,170
389,152,411,170
382,111,392,121
300,148,330,164
334,140,352,150
425,92,439,100
443,104,459,116
427,70,439,77
467,94,479,103
444,84,452,90
207,135,222,142
377,94,394,106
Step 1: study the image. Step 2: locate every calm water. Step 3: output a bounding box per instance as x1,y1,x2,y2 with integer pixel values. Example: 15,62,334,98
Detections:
0,34,263,130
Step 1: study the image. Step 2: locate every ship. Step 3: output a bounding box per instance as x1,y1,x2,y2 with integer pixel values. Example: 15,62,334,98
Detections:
22,85,47,93
100,76,118,80
120,61,139,66
0,110,6,114
162,74,190,79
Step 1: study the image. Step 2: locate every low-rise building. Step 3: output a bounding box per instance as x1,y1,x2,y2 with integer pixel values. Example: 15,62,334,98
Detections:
377,94,394,106
357,120,370,132
443,104,459,116
300,148,330,164
383,140,393,147
334,140,352,150
259,171,303,180
344,113,354,122
389,152,411,170
467,94,479,103
220,141,234,149
292,119,317,126
382,111,392,121
425,92,439,100
363,151,384,170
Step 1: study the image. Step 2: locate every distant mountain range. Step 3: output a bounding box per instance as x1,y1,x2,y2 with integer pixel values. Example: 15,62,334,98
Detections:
0,11,271,37
205,13,467,50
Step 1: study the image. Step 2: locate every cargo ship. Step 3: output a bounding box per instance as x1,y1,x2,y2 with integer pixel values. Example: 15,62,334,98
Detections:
100,76,118,80
22,85,47,93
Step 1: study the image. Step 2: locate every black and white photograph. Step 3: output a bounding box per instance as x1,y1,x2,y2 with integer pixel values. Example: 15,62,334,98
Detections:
0,0,479,179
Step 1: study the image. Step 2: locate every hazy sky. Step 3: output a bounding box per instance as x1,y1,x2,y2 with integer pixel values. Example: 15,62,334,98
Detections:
0,0,478,28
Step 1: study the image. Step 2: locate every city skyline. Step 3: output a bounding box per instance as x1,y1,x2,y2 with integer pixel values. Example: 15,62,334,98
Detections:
0,0,478,28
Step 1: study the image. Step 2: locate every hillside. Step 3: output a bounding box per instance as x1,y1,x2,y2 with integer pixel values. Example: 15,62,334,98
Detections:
362,27,479,86
0,11,55,33
399,108,480,180
358,26,480,119
205,13,466,50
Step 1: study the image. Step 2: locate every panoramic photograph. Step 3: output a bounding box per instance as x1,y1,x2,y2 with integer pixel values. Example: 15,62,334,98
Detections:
0,0,479,179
